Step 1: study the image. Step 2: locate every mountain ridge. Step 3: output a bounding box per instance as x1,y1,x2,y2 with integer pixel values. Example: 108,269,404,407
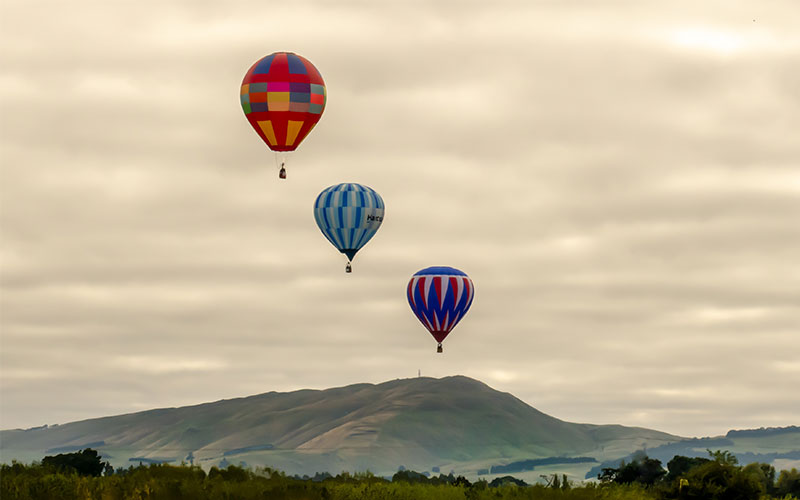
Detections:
2,375,768,479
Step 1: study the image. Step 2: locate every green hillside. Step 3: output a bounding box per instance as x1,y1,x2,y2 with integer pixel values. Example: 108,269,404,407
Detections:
2,376,681,477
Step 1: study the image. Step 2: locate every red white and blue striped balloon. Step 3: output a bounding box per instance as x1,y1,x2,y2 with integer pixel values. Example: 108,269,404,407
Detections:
407,266,474,351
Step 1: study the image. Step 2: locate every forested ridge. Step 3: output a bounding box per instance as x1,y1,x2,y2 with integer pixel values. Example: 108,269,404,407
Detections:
2,448,800,499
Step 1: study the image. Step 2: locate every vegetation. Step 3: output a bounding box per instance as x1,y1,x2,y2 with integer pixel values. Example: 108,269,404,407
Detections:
40,448,112,477
597,449,800,499
1,448,799,500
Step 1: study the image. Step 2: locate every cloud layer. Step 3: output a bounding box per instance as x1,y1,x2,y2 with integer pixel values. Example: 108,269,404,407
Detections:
2,0,798,437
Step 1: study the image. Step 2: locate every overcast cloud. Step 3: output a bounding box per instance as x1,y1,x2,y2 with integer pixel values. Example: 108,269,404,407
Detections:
1,0,798,438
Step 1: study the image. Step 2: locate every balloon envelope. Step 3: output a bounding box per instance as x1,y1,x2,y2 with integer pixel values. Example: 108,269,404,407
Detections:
407,266,474,344
313,183,385,263
240,52,326,152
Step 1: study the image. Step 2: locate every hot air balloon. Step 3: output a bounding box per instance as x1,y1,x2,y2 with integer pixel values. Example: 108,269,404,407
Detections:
407,266,474,353
313,183,385,273
240,52,326,179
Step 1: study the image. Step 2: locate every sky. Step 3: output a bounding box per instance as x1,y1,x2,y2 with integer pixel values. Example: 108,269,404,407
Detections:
1,0,798,439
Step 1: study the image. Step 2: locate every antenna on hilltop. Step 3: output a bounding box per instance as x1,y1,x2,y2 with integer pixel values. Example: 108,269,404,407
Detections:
418,369,421,378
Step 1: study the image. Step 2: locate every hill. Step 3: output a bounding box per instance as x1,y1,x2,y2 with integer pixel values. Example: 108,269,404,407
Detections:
1,376,682,477
585,426,800,479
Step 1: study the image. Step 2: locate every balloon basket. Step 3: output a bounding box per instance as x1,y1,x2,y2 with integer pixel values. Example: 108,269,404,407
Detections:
279,165,286,179
437,343,443,353
345,262,352,273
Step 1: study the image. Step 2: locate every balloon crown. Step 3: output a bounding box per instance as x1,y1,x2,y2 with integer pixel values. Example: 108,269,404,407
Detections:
413,266,468,276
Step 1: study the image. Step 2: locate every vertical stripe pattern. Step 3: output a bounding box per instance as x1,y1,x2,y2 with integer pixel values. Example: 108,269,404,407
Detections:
313,183,385,262
407,266,475,344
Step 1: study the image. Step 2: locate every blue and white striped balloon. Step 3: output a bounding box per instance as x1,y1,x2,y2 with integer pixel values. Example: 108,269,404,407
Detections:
313,183,385,271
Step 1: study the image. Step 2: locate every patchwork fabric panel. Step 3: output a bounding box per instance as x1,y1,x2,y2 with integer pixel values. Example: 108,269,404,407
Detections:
241,52,326,152
407,267,475,343
240,83,326,114
313,183,385,261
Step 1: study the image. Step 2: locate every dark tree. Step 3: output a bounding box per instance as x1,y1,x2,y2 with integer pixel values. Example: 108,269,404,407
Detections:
488,475,527,487
666,455,711,481
598,456,665,486
452,475,471,487
776,468,800,497
707,449,738,465
391,469,429,483
742,462,776,495
678,458,763,500
41,448,108,477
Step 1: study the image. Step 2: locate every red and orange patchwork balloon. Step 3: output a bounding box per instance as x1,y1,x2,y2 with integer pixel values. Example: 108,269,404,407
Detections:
240,52,326,153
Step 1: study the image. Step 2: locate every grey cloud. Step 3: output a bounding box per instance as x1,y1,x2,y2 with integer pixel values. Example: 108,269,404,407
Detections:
1,0,798,436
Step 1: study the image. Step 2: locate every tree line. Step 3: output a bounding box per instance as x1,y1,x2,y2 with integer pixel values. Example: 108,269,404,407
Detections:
597,449,800,498
1,448,798,499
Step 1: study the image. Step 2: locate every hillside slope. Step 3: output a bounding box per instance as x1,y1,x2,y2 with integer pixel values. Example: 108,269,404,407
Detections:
1,376,680,476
